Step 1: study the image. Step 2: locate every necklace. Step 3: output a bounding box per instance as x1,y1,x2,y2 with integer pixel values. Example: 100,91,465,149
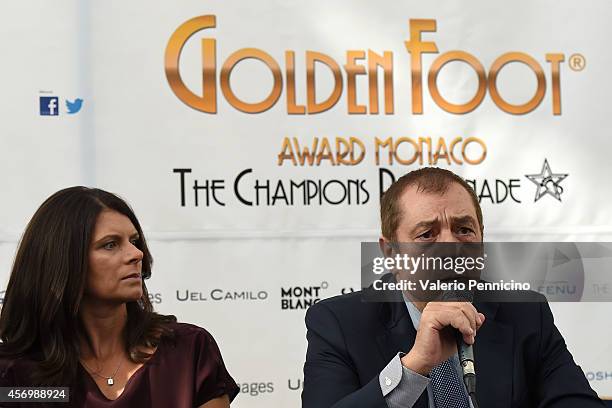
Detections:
81,358,123,386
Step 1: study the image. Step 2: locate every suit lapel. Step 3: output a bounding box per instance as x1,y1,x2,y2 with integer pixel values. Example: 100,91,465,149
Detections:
375,299,416,362
371,274,417,361
374,297,429,408
473,301,513,408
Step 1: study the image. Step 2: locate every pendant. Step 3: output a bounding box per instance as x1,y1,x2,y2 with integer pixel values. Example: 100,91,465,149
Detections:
107,378,114,386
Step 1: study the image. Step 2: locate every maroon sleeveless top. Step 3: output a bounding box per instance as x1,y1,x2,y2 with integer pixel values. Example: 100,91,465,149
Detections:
0,322,239,407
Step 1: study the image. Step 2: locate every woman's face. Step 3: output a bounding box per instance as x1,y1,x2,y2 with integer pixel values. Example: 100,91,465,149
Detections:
86,209,144,303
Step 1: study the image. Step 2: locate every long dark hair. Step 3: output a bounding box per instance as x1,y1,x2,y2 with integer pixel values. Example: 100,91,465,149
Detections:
0,187,176,386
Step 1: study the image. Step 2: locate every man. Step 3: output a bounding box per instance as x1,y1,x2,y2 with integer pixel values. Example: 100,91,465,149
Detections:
302,167,603,408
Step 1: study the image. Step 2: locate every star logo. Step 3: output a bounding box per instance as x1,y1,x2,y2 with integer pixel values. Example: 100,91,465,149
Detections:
525,159,568,202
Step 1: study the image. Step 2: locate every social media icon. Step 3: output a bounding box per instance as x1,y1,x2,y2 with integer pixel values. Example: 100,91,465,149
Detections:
40,96,59,116
66,98,83,114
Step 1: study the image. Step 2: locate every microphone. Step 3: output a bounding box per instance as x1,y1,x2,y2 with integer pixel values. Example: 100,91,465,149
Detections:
442,289,479,408
456,331,478,408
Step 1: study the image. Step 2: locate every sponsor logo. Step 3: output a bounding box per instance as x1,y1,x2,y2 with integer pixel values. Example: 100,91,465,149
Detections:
148,292,162,304
0,290,5,304
535,281,577,296
585,371,612,381
525,159,568,202
236,382,274,396
176,289,268,302
39,94,84,115
287,378,303,391
40,96,59,116
281,282,328,310
66,98,84,114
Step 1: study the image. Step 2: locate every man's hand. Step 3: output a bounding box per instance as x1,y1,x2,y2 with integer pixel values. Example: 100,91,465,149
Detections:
401,302,485,375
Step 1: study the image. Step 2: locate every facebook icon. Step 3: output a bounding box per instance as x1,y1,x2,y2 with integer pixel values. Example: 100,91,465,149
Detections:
40,96,59,116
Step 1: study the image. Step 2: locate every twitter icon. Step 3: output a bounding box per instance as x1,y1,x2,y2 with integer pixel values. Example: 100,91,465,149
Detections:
66,98,84,114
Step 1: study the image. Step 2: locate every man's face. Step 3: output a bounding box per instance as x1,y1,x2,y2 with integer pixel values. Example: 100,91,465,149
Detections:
379,182,483,302
392,182,482,243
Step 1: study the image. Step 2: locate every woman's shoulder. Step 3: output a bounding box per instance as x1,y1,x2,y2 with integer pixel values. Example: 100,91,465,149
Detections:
0,356,15,379
162,322,221,351
165,321,215,338
0,355,38,385
157,322,239,404
157,322,229,371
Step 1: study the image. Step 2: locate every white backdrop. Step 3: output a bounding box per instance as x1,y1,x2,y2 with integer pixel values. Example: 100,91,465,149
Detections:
1,1,611,405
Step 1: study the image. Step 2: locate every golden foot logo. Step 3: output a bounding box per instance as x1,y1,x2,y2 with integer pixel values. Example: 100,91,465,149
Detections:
165,16,575,115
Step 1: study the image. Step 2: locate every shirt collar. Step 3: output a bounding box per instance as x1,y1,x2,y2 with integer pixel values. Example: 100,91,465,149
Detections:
403,294,421,330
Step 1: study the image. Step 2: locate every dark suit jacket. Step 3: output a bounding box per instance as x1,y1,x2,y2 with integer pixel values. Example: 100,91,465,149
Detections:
302,277,603,408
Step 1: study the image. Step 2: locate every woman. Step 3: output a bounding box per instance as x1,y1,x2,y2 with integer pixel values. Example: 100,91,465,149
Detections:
0,187,239,407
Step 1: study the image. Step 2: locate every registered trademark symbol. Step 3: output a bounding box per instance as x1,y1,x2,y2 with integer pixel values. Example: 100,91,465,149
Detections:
321,281,329,289
568,53,585,71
